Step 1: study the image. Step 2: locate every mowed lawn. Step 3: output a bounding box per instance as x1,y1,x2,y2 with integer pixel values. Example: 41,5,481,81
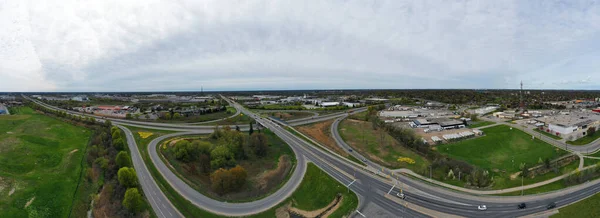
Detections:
551,192,600,218
0,107,91,217
338,118,430,173
438,125,566,173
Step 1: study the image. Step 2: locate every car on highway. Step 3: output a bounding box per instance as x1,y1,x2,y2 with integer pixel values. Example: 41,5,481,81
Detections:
518,203,526,209
362,158,368,162
396,193,406,199
477,205,487,211
348,149,353,152
546,202,556,209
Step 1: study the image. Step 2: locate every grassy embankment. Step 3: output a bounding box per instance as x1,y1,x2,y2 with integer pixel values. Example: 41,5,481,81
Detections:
338,118,430,173
122,125,358,218
0,107,91,217
296,120,368,167
567,133,600,145
551,192,600,218
438,125,571,189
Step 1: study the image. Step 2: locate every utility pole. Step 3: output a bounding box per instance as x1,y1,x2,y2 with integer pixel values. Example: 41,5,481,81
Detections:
430,165,432,179
521,175,524,196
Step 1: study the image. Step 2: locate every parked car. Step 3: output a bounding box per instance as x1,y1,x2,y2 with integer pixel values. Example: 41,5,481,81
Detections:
518,203,527,209
477,205,487,211
546,202,556,209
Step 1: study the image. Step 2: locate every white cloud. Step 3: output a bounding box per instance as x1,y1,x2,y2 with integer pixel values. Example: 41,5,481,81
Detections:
0,0,599,91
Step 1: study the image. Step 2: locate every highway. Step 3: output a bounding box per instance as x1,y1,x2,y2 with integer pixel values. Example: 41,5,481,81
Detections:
26,95,600,218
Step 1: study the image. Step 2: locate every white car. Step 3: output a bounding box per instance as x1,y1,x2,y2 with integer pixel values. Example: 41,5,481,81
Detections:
478,205,487,211
396,193,405,199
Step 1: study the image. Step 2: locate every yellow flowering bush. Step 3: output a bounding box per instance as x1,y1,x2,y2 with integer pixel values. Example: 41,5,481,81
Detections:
397,157,416,164
138,132,153,139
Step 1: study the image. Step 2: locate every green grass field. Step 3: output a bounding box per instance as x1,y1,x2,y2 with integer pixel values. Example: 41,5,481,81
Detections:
567,133,600,145
0,107,91,217
551,192,600,218
338,118,430,173
438,125,567,173
534,128,563,140
468,121,495,128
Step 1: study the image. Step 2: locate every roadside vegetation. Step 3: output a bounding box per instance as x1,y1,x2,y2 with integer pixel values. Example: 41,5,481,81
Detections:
158,126,296,201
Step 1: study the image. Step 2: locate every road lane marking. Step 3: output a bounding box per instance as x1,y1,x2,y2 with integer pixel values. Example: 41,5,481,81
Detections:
347,179,357,187
356,210,366,217
387,184,396,195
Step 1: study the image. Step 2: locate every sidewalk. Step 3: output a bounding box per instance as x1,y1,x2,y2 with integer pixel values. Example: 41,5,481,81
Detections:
392,164,595,195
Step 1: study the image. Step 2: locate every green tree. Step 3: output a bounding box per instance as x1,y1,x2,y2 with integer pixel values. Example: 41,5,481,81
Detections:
118,167,138,188
164,113,172,120
172,140,200,162
123,188,144,213
173,113,181,119
210,146,236,169
113,138,125,150
125,113,133,120
116,151,132,168
250,132,268,157
94,157,109,170
588,127,596,136
249,122,254,135
522,164,530,178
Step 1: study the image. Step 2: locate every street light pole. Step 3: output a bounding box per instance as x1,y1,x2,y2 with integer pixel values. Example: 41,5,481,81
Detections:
521,175,524,196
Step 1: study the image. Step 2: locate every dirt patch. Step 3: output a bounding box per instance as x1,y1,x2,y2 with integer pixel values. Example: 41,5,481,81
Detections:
0,177,5,193
297,120,348,156
289,195,343,218
275,202,292,218
255,155,292,191
510,171,521,180
69,149,79,155
24,197,35,208
9,187,16,196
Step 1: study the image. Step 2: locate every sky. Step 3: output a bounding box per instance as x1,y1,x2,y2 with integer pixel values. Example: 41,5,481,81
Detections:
1,0,599,92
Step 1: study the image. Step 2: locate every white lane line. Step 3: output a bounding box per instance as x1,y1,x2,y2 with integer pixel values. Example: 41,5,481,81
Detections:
346,179,356,187
356,210,367,217
387,184,396,195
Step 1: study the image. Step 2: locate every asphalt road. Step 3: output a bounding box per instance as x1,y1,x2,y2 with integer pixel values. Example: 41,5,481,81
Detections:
119,125,183,218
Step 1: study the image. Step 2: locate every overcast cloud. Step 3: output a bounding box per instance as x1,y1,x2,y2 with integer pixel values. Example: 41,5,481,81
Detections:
1,0,599,92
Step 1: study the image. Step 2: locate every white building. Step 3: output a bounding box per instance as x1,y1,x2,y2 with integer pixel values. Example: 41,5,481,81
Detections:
548,123,578,135
320,102,340,107
475,106,498,115
342,102,361,107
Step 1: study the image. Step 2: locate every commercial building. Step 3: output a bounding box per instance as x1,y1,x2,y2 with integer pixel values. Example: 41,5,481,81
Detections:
475,106,498,115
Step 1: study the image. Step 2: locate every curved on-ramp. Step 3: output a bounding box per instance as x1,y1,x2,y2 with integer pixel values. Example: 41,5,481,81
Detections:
146,131,307,217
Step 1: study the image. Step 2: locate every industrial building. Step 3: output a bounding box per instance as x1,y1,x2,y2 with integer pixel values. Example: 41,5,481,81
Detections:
475,106,498,115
